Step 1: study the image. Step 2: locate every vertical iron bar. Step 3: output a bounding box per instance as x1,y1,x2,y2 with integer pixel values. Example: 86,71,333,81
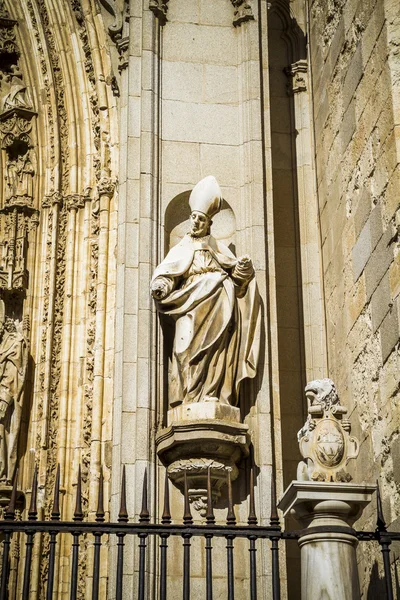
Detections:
226,471,236,600
0,532,11,600
249,537,257,600
248,465,258,600
116,466,128,600
226,536,234,600
22,532,35,599
138,534,147,600
205,534,213,600
205,467,214,600
92,469,105,600
138,469,150,600
47,465,61,600
376,481,394,600
182,471,192,600
70,466,83,600
160,470,171,600
1,470,18,600
270,475,281,600
22,465,38,599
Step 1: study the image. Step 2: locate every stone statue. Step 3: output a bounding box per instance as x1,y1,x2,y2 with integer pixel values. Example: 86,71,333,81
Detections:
1,65,33,113
297,378,359,483
5,151,35,205
151,176,260,408
0,317,29,484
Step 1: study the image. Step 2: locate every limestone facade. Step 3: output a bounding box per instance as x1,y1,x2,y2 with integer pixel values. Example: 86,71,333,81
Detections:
0,0,398,598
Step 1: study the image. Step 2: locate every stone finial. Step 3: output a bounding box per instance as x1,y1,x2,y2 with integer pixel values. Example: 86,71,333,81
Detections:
297,378,359,483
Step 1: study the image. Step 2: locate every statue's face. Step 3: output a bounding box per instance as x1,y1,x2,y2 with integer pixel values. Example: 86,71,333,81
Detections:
190,211,210,237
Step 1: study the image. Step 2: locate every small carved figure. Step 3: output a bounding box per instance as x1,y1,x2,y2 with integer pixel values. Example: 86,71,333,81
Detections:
151,176,261,408
297,379,359,483
1,65,33,112
5,152,35,205
0,317,29,484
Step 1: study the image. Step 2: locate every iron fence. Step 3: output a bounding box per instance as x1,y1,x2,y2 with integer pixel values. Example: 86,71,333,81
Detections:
0,465,398,600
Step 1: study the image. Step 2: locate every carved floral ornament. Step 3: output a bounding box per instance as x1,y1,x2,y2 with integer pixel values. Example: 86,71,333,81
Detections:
148,0,255,27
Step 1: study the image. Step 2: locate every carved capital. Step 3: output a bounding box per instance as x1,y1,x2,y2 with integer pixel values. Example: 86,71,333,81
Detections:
65,193,85,211
42,191,63,209
285,59,308,95
97,177,115,198
231,0,255,27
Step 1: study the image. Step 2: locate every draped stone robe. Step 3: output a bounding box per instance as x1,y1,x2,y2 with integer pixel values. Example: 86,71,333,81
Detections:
152,234,261,408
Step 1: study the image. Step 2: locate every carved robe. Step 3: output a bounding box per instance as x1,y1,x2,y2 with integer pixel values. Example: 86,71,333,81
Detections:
0,326,29,483
152,234,261,407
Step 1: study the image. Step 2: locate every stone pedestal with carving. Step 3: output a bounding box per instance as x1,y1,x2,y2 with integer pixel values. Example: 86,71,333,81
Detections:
279,481,375,600
156,404,249,514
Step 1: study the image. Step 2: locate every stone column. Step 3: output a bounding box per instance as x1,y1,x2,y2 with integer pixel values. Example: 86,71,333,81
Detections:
279,481,375,600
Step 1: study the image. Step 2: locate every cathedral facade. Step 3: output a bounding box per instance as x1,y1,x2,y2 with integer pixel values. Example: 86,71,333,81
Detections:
0,0,398,597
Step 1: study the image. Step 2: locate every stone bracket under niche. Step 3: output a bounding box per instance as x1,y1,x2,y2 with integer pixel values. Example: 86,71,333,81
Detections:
149,0,255,27
156,411,250,516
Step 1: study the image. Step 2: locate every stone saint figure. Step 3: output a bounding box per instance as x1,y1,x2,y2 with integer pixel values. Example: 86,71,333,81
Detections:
151,176,260,408
0,318,29,484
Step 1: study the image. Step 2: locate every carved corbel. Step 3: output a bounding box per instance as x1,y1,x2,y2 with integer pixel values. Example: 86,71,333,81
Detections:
231,0,255,27
285,59,308,95
99,0,130,71
149,0,169,25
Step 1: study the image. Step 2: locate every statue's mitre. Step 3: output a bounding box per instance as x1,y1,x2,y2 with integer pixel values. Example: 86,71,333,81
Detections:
189,175,222,219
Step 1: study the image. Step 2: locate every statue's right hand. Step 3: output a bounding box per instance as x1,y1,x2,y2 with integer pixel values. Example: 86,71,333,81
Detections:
151,280,168,300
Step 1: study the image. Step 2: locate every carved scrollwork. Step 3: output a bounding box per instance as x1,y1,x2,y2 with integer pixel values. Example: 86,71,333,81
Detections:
99,0,130,71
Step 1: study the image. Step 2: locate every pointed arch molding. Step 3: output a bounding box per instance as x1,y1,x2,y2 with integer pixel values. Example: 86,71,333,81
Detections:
0,0,118,594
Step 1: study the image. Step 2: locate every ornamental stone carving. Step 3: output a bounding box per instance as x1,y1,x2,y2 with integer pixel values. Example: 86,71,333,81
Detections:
297,379,360,483
151,176,261,411
231,0,255,27
0,317,29,484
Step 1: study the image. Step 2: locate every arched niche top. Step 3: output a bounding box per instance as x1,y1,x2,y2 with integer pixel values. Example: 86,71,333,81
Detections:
164,190,237,254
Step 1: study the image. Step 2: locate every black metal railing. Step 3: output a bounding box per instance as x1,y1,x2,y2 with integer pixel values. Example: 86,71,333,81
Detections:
0,465,398,599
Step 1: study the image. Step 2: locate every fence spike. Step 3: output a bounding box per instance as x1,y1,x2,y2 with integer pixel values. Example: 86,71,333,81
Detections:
51,464,61,521
139,468,150,523
28,464,38,521
248,465,257,525
183,470,193,525
226,470,236,526
270,471,280,528
376,479,387,532
73,465,83,522
96,468,105,523
162,469,171,525
118,465,128,523
5,468,18,520
206,466,215,525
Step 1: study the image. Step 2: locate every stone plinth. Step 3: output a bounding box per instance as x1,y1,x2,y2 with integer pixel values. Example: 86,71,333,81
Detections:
156,412,249,514
279,481,375,600
167,400,240,425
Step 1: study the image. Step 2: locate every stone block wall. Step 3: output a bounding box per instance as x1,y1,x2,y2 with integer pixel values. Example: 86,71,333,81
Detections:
309,0,400,593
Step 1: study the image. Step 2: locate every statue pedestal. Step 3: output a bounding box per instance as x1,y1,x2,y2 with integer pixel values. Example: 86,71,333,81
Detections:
279,481,375,600
156,405,249,514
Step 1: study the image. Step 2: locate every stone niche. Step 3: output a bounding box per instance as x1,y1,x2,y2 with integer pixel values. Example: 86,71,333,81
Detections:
155,186,256,513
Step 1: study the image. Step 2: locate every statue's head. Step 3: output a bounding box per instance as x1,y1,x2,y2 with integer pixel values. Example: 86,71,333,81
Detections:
305,378,339,410
189,176,222,238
